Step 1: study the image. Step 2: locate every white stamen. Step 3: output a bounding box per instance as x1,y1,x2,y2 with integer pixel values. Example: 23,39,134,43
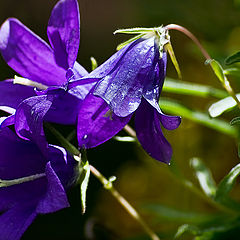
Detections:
14,75,48,90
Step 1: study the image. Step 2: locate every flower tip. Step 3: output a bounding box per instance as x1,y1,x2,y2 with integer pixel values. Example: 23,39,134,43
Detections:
0,19,10,50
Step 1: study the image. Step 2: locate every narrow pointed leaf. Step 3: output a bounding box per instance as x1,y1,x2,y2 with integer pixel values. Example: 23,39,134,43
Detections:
175,224,200,239
159,99,237,138
208,94,240,117
215,163,240,200
230,116,240,126
142,203,222,224
190,158,216,197
225,51,240,65
163,78,227,99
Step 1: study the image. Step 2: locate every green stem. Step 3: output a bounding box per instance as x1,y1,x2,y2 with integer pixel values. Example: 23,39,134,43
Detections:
90,165,160,240
45,123,80,156
0,173,45,187
46,124,159,240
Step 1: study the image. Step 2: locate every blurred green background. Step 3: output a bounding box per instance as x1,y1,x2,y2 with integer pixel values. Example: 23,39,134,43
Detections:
1,0,240,239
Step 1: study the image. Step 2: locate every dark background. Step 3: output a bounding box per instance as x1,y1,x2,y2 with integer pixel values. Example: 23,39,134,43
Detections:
0,0,240,239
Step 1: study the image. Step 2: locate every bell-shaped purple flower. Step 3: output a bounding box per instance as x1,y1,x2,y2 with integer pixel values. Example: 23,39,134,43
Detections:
0,127,78,240
69,36,181,164
0,0,92,147
0,0,87,86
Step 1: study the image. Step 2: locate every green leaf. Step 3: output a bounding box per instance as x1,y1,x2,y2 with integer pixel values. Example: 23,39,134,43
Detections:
175,218,240,239
230,116,240,125
90,57,98,71
159,98,237,138
142,203,221,224
215,163,240,200
207,59,226,84
225,51,240,65
175,224,200,239
163,78,228,99
224,68,240,78
196,218,240,240
208,94,240,117
190,158,216,197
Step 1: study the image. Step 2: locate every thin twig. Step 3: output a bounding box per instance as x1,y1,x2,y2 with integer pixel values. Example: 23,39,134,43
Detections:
90,165,160,240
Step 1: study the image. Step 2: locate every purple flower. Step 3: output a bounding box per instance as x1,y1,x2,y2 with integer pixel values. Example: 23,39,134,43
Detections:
69,36,181,164
0,127,78,240
0,0,91,146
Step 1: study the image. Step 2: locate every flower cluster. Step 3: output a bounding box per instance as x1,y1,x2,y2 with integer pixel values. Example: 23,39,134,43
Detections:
0,0,180,238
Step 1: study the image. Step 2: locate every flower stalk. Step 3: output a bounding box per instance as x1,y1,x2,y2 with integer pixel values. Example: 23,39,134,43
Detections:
166,24,240,109
90,164,160,240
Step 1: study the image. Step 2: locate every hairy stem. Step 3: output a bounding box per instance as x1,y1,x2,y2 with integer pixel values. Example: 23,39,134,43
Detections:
166,24,240,108
90,165,160,240
165,24,211,60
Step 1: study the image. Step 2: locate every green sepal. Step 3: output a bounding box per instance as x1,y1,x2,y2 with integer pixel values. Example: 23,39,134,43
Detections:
165,42,182,79
114,27,155,35
116,34,145,51
78,149,90,214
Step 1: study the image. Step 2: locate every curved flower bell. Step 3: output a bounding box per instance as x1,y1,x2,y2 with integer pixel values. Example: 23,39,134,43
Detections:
0,0,92,147
69,27,181,164
0,127,79,240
